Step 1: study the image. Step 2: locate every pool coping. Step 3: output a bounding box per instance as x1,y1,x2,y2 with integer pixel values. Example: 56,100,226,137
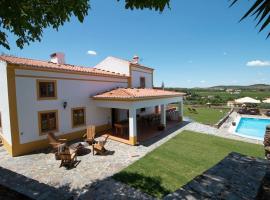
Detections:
230,114,269,141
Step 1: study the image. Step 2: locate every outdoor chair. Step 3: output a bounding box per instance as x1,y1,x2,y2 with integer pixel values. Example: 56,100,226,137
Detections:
265,110,270,117
83,125,96,145
47,132,67,153
192,108,198,113
248,108,260,115
59,147,78,168
92,135,109,155
237,108,247,114
188,107,193,112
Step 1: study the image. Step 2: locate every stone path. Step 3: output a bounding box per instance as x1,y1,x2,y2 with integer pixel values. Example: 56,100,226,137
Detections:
164,152,269,200
0,123,186,200
0,120,264,199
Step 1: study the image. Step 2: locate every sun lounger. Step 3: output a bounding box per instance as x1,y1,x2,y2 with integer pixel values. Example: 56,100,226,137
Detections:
265,110,270,117
92,135,109,155
248,108,260,115
59,146,78,168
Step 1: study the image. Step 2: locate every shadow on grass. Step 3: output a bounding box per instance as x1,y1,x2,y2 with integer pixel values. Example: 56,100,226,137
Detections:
113,171,171,198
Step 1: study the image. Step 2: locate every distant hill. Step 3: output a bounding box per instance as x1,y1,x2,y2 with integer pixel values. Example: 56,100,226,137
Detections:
208,84,270,90
165,84,270,92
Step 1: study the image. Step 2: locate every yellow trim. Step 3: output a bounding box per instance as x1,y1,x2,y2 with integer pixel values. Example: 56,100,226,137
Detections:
5,123,110,156
0,135,12,155
16,74,128,84
129,136,137,145
71,107,86,128
38,110,59,136
6,65,20,156
12,64,128,79
36,79,58,100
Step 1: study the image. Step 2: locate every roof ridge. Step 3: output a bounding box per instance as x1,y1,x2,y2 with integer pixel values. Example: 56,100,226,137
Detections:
0,54,127,77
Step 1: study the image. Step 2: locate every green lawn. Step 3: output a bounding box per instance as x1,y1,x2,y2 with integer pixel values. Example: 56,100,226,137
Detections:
113,131,264,198
184,107,229,125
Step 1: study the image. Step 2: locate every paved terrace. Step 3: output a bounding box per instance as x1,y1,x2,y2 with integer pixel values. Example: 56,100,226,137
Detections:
0,120,264,199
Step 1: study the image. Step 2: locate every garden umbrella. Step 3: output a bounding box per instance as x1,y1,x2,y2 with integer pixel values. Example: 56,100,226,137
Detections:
263,98,270,103
235,97,261,104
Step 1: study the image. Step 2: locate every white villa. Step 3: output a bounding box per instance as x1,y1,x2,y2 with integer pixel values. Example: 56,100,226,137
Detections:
0,53,184,156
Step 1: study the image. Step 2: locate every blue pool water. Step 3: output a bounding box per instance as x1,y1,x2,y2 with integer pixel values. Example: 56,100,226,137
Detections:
235,117,270,140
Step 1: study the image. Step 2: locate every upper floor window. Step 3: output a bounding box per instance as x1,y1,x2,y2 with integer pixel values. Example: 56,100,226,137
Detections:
37,80,57,100
38,110,58,135
140,77,146,88
72,107,86,128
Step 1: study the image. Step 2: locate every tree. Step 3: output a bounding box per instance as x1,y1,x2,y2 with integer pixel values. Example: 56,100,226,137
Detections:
0,0,170,50
230,0,270,38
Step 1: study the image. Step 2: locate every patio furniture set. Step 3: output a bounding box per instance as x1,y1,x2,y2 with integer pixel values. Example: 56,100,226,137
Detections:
47,126,110,168
237,108,261,115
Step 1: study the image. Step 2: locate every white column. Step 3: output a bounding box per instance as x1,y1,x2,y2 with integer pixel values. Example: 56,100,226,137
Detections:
161,104,166,127
178,101,183,121
129,108,137,145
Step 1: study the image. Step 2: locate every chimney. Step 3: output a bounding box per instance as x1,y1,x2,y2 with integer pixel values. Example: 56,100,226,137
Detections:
50,52,65,64
131,55,139,64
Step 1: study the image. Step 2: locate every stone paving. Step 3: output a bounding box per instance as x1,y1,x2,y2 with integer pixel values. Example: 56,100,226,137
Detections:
0,122,187,200
0,119,265,199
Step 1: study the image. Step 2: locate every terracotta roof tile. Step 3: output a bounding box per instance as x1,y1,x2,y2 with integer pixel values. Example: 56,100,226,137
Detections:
0,55,127,78
93,88,185,100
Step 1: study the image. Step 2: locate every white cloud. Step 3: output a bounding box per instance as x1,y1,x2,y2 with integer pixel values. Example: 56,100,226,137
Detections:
246,60,270,67
187,79,192,83
200,80,206,83
87,50,97,56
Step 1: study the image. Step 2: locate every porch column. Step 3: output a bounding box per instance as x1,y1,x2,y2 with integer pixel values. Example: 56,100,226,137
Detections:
129,108,137,145
178,101,183,121
161,104,166,127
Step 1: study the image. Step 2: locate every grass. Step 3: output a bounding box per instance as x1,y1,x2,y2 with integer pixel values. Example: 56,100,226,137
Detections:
113,131,264,198
184,107,229,125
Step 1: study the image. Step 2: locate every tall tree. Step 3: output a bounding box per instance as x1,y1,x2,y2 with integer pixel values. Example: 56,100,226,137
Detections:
0,0,170,50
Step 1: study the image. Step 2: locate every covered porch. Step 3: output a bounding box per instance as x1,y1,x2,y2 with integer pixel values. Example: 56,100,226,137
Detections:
92,88,185,145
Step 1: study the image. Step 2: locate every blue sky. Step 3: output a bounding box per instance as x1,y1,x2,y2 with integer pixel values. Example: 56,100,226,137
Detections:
2,0,270,88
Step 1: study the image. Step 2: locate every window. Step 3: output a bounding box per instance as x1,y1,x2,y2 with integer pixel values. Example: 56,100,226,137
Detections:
72,107,86,127
38,110,58,135
140,77,146,88
37,80,57,100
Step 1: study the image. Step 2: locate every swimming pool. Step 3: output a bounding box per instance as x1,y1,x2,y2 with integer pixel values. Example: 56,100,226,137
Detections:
235,117,270,140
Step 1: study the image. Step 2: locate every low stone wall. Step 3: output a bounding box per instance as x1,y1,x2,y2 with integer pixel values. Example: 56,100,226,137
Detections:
165,152,269,200
214,108,234,128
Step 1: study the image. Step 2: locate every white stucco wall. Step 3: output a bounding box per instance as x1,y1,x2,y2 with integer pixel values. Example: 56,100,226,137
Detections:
131,68,153,88
15,69,128,144
95,57,130,75
0,61,12,144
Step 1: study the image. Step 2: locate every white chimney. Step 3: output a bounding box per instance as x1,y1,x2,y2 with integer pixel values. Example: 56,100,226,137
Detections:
50,52,65,64
131,55,139,64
